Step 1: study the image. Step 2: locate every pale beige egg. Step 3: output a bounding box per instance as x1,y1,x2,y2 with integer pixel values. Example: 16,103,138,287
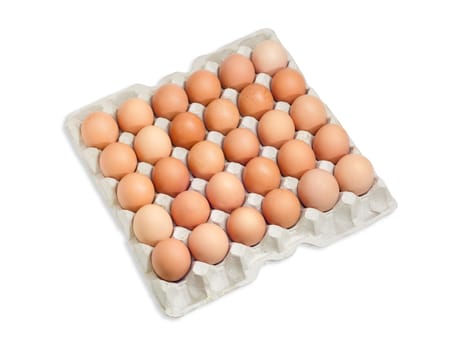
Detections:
251,40,288,75
133,204,173,246
133,125,172,165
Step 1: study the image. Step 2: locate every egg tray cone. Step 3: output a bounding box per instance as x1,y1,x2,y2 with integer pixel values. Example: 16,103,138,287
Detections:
65,28,397,317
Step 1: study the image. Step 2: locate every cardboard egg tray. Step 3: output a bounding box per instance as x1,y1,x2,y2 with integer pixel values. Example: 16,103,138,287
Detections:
65,28,397,317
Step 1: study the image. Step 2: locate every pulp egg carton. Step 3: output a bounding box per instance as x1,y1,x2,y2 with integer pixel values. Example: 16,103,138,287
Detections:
65,28,397,317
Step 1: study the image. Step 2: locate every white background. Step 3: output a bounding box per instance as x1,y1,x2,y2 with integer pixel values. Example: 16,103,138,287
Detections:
1,1,457,349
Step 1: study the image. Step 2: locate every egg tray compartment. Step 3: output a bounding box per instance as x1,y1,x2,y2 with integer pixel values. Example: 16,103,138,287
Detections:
65,28,397,317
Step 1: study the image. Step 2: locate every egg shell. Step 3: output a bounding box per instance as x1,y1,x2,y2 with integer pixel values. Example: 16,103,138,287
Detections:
169,112,206,149
271,68,307,104
277,139,316,178
80,111,119,149
116,98,154,134
223,128,260,165
152,157,190,197
171,191,210,230
203,98,240,135
188,223,229,265
151,83,189,120
262,189,301,228
297,168,339,212
226,207,266,246
334,154,375,196
219,53,256,91
133,204,173,246
187,141,225,180
290,95,327,134
237,83,274,120
205,172,245,213
312,124,350,163
185,70,221,106
251,40,288,75
99,142,137,180
257,110,295,148
116,172,155,212
242,156,281,195
134,125,172,164
151,238,191,282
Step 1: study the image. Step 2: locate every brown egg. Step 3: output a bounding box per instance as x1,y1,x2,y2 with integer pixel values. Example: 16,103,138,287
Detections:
188,223,229,265
132,204,173,246
203,98,240,135
298,169,339,212
187,141,225,180
226,207,266,246
277,139,316,178
99,142,137,180
151,83,189,120
271,68,307,104
81,111,119,149
185,70,221,106
262,189,301,228
151,238,191,282
257,110,295,148
218,54,255,91
312,124,350,163
116,98,154,134
116,172,155,212
206,172,245,213
134,125,172,164
169,112,206,149
223,128,260,165
243,157,281,195
334,154,375,196
251,40,288,75
152,157,190,197
237,83,274,120
290,95,327,134
171,191,210,229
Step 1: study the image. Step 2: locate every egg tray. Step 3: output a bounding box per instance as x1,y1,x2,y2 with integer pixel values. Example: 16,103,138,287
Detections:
65,28,397,317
